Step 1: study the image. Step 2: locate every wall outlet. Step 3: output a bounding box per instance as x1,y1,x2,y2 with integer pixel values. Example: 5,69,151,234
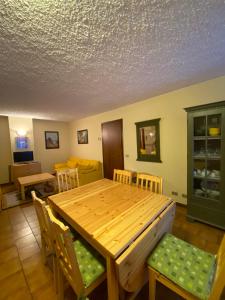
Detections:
125,154,130,158
172,191,178,196
182,194,187,198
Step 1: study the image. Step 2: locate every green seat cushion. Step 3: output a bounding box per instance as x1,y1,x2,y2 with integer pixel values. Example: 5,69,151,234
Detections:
74,239,105,288
147,234,216,300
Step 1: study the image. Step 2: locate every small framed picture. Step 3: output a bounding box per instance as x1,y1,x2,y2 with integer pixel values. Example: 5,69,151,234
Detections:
45,131,59,149
77,129,88,144
16,136,29,149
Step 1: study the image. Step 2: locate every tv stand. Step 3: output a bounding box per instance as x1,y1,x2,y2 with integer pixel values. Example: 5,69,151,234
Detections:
10,161,42,183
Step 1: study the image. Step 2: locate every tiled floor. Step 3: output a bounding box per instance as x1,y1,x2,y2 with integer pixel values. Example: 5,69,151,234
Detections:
0,201,224,300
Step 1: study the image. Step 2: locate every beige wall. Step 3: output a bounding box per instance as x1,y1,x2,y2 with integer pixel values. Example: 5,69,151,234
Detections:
0,116,12,184
33,119,70,173
69,76,225,204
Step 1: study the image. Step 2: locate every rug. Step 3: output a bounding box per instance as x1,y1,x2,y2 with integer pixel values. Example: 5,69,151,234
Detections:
1,190,32,209
0,182,56,210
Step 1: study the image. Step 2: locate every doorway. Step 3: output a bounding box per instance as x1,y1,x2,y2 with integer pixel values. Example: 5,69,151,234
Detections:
101,119,124,179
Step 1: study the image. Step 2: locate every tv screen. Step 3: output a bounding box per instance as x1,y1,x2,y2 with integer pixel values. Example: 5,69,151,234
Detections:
13,151,34,163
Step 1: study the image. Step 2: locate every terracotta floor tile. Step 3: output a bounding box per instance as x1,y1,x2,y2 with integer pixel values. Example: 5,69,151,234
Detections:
0,246,18,263
8,208,25,218
12,221,30,231
9,215,27,225
31,281,57,300
0,224,12,234
0,220,11,231
22,206,36,217
8,206,23,215
18,241,40,261
35,234,42,247
22,253,53,293
31,225,41,236
26,214,38,223
15,233,37,249
21,252,43,271
24,264,53,293
0,229,15,241
12,226,33,240
0,210,10,223
0,271,32,300
28,220,39,229
0,235,15,251
0,257,22,281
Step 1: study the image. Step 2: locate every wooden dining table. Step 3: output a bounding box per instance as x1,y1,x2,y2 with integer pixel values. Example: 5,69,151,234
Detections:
48,178,175,300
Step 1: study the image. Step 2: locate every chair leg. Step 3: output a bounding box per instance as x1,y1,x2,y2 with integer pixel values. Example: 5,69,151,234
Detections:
41,237,47,265
58,268,65,300
119,286,126,300
149,268,157,300
53,255,59,294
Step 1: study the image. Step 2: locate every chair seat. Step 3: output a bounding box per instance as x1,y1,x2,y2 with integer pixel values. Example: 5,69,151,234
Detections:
74,239,105,288
147,234,216,300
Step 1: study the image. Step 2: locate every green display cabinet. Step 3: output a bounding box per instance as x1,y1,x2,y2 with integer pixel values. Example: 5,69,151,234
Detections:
184,101,225,229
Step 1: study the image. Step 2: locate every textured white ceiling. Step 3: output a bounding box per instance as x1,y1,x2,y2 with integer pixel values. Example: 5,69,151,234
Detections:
0,0,225,121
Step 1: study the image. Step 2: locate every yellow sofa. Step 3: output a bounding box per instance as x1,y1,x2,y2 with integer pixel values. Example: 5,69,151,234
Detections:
54,157,103,186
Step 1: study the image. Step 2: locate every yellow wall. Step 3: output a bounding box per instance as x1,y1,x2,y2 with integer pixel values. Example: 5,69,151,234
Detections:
0,116,12,184
69,76,225,204
33,119,70,173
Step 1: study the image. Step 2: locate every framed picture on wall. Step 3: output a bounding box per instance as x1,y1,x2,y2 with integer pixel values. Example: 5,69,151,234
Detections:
45,131,59,149
16,136,29,149
135,118,161,162
77,129,88,144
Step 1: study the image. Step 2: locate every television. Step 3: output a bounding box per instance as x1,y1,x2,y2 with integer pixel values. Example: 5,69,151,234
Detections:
13,151,34,163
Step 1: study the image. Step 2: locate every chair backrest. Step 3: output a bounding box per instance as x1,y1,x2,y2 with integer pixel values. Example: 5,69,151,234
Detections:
136,173,163,194
31,191,53,251
209,234,225,300
45,206,84,296
57,168,79,193
113,169,132,184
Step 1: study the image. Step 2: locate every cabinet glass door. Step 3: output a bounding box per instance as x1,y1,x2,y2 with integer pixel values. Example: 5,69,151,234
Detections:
193,113,221,202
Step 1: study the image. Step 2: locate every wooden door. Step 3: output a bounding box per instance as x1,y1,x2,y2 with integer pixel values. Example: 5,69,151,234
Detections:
102,119,124,179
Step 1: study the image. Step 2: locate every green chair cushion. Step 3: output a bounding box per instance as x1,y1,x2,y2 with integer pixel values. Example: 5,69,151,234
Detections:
74,239,105,288
147,233,216,300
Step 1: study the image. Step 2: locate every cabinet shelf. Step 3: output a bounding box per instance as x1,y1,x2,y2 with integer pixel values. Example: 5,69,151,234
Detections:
193,136,221,140
193,155,220,160
193,175,220,181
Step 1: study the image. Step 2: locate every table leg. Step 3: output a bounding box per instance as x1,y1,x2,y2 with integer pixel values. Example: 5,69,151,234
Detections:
20,185,25,201
52,178,57,193
106,256,119,300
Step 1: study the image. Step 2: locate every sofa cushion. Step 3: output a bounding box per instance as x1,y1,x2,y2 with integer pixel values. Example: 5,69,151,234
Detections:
67,160,78,169
77,160,99,171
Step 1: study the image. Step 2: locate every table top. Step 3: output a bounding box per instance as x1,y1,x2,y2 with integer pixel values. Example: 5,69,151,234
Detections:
17,172,55,185
48,178,173,258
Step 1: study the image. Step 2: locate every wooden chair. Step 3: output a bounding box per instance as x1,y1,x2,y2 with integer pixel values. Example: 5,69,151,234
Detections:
31,191,58,291
56,168,79,193
147,233,225,300
136,173,163,194
113,169,132,184
46,206,106,300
